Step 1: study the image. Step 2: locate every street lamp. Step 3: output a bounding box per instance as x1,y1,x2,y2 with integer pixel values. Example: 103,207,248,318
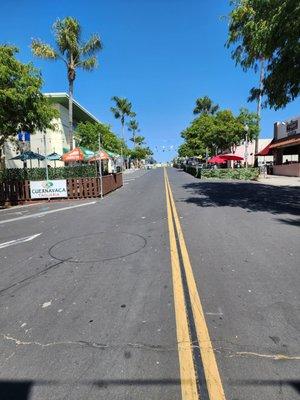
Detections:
244,124,249,168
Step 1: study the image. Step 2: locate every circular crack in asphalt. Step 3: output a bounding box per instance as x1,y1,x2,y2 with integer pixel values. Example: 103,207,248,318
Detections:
48,231,147,263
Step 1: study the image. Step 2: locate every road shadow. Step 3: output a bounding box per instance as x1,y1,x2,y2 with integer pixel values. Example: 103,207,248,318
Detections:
181,181,300,217
0,378,299,399
230,379,300,397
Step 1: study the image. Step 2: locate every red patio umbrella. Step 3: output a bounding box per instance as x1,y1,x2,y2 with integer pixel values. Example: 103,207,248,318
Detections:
88,149,110,162
219,154,244,161
208,155,226,164
61,147,85,162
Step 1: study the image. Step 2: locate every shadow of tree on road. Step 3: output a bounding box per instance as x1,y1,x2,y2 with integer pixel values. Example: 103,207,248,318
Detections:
0,378,299,399
181,181,300,217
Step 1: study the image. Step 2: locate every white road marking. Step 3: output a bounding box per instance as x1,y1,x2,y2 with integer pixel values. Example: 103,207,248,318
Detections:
206,307,223,316
123,178,136,182
0,201,96,225
42,301,52,309
0,233,42,249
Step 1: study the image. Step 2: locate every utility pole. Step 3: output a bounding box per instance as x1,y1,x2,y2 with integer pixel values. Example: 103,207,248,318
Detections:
254,57,265,166
98,131,103,199
43,132,49,182
43,131,50,201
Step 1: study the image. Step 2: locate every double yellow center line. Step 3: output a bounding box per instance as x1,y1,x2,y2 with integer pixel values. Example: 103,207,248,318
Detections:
164,168,226,400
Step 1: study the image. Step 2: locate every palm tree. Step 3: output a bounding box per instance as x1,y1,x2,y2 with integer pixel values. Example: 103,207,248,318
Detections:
31,17,102,150
193,96,219,115
132,135,145,147
111,96,136,146
127,119,140,148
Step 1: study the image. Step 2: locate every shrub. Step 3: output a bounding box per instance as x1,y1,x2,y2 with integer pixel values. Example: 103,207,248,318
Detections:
0,165,97,182
183,166,259,181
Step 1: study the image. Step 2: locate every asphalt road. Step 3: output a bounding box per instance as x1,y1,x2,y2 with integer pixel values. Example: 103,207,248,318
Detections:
0,167,299,400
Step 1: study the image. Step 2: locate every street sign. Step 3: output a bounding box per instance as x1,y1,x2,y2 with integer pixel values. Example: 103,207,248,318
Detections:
30,180,68,199
18,131,30,142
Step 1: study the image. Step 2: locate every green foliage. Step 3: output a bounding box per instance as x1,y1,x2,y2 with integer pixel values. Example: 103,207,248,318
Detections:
0,46,58,148
31,17,103,83
127,119,142,146
227,0,300,109
111,96,136,126
182,165,259,180
177,143,195,158
130,146,153,160
0,165,97,182
127,119,140,134
75,121,126,154
179,107,259,157
182,165,203,178
201,168,260,180
132,135,145,146
193,96,219,115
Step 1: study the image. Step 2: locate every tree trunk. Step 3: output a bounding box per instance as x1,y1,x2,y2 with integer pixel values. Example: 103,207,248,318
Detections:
68,79,74,150
254,58,264,166
121,121,124,169
133,130,136,148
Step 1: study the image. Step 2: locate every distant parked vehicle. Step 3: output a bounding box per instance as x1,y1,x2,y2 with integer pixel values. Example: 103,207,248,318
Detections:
186,157,202,166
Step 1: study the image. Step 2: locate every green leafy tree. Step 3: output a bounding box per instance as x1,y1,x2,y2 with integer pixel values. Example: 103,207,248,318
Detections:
179,107,259,157
127,119,140,148
31,17,102,149
111,97,136,147
227,0,300,109
193,96,219,115
130,146,153,161
75,121,127,154
211,110,244,153
180,114,215,157
0,45,58,150
177,143,195,158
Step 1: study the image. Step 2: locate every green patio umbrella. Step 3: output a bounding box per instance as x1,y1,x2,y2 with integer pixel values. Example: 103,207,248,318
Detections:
47,152,62,167
10,151,45,161
105,150,120,158
47,152,61,160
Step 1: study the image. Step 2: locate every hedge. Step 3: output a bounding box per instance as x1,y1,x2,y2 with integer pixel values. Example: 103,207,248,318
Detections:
0,165,97,182
182,165,259,180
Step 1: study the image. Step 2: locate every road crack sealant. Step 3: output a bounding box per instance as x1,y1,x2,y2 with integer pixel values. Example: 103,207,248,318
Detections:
48,231,147,263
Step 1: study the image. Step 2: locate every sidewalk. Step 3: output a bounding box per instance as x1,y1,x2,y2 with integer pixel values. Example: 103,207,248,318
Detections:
257,174,300,187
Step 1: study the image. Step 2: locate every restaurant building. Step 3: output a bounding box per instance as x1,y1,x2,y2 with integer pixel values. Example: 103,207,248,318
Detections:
268,116,300,176
4,92,100,169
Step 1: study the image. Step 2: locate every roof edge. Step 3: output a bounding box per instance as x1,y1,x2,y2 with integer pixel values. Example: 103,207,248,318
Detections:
44,92,100,124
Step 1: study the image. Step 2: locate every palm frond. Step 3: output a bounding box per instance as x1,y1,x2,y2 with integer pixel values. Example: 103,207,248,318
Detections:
31,40,58,60
110,107,121,119
78,56,98,70
53,17,81,56
111,96,136,120
81,34,103,56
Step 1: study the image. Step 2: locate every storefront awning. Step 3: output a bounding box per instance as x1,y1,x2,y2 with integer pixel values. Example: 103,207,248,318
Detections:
255,141,274,156
269,136,300,149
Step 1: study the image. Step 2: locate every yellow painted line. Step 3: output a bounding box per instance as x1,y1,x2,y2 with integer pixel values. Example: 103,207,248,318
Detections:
165,169,226,400
164,169,199,400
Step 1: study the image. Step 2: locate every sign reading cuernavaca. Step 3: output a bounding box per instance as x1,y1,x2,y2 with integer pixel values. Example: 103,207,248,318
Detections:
30,180,68,199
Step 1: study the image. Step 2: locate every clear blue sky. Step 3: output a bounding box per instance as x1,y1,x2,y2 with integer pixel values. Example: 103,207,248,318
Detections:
1,0,299,161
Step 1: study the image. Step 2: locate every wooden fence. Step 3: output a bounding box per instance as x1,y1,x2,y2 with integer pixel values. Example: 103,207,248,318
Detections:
0,173,123,206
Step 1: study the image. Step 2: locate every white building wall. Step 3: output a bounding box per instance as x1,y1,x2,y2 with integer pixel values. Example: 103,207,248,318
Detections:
234,139,273,165
5,104,70,169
